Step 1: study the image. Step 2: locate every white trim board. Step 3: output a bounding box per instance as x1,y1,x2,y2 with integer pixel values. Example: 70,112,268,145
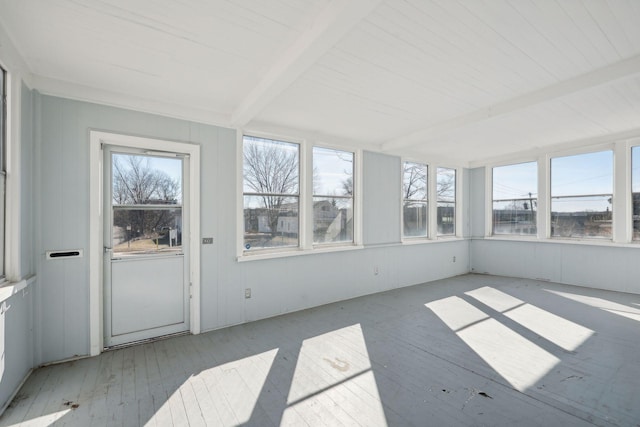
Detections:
89,131,201,356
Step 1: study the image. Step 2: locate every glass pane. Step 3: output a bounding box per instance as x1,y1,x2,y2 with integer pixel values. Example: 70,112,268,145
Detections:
313,147,353,196
493,200,537,235
403,201,427,237
244,195,299,250
551,151,613,197
437,202,455,235
437,168,455,202
313,197,353,244
244,136,299,195
113,207,182,255
493,162,538,235
633,147,640,240
551,195,612,238
403,162,427,201
493,161,537,201
634,193,640,241
112,153,182,205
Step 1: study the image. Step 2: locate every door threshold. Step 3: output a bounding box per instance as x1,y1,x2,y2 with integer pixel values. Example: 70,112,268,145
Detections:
103,331,191,351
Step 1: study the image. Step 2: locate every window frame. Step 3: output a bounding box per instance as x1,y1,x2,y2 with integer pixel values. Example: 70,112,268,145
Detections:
312,146,355,246
436,167,456,237
549,149,614,240
483,140,640,245
241,135,301,252
0,64,7,284
490,160,539,237
238,132,362,259
630,141,640,242
401,159,461,242
401,160,428,239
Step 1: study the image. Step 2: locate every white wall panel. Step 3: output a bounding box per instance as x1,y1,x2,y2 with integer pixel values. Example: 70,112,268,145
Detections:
363,151,401,245
471,239,640,295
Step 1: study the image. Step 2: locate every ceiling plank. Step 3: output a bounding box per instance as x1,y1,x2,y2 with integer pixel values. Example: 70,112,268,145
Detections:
230,0,382,127
382,53,640,152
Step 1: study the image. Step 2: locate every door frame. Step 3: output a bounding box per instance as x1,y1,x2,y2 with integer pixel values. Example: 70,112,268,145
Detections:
89,131,200,356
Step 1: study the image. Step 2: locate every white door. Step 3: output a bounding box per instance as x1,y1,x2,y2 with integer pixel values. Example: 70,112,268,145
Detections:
103,146,190,347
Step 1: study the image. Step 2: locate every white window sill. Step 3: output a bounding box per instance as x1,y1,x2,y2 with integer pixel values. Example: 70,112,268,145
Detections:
237,244,364,262
401,236,465,245
479,236,640,249
0,275,35,304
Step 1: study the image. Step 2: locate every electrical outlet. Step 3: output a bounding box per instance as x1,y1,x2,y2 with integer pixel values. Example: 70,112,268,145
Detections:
245,288,251,299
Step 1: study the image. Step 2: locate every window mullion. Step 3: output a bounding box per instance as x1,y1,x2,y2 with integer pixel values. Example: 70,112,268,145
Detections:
428,164,437,239
613,140,630,243
538,155,549,239
301,141,313,250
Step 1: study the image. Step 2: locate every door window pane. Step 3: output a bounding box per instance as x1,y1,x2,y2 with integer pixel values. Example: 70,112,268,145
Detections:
112,153,183,255
492,162,537,235
551,151,613,239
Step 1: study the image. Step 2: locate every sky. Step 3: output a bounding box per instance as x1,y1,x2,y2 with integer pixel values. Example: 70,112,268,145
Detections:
493,150,621,213
112,153,183,201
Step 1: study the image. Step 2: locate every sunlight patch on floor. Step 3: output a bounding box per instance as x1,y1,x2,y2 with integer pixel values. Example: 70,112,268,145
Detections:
284,324,387,426
427,296,560,391
151,348,279,425
466,287,593,351
6,409,71,427
545,289,640,323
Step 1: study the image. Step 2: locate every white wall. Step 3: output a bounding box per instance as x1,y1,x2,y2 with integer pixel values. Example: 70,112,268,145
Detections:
471,239,640,294
34,94,471,364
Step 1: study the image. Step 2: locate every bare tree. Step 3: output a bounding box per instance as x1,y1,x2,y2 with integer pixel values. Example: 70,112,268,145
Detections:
436,169,455,200
243,138,298,237
112,155,180,241
341,176,353,196
403,162,427,200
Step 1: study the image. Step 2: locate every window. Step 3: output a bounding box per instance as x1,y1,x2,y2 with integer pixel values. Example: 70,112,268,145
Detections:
492,162,537,236
402,161,427,237
111,153,183,255
243,136,299,251
551,151,613,239
633,146,640,240
0,67,5,279
313,147,353,244
437,167,456,236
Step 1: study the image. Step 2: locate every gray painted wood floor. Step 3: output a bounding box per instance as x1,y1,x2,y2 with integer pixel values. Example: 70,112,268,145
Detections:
2,274,639,426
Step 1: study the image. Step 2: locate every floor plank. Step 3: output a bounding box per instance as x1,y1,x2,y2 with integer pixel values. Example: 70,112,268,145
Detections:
1,274,639,426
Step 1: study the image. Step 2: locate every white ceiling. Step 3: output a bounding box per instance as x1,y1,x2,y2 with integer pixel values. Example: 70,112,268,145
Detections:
2,0,640,166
